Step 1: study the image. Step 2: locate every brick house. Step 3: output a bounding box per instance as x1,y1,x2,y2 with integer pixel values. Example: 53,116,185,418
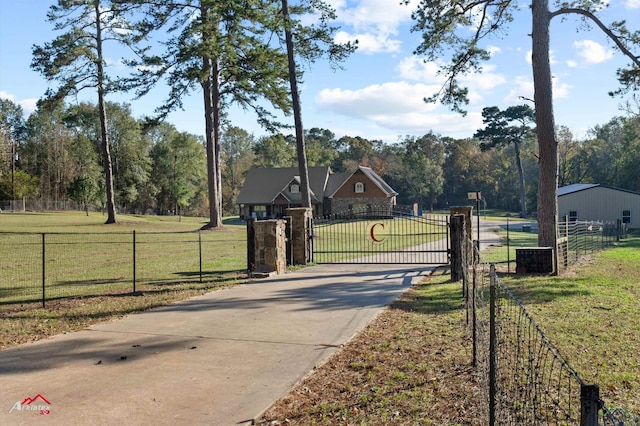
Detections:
237,166,398,219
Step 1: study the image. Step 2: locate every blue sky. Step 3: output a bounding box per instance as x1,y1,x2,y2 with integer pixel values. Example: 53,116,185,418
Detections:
1,0,638,143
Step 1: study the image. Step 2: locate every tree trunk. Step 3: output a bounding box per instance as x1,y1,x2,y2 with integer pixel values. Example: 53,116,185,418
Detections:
213,60,223,221
94,0,117,224
200,5,222,229
531,0,558,247
514,141,527,218
282,0,311,209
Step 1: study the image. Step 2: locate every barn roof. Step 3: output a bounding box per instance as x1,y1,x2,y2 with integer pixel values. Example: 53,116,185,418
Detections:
558,184,640,197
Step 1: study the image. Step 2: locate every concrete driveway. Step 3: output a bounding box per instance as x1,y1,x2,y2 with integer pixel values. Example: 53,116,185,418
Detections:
1,264,431,426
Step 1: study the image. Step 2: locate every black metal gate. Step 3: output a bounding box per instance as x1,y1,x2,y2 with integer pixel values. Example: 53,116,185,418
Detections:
311,208,450,264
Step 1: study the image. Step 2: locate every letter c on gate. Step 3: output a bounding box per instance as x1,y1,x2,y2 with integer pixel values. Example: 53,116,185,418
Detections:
369,222,385,243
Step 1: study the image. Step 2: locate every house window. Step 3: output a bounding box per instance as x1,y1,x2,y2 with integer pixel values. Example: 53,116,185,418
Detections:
290,184,300,193
568,211,578,222
354,182,365,193
622,210,631,224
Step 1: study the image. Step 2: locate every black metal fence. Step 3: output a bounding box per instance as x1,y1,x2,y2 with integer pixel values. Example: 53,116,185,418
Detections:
0,231,246,307
311,208,450,264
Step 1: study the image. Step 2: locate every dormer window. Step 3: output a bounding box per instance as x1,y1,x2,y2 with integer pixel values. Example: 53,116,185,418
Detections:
290,184,300,193
354,182,365,193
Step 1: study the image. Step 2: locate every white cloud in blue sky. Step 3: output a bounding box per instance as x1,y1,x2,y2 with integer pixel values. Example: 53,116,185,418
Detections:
0,0,637,143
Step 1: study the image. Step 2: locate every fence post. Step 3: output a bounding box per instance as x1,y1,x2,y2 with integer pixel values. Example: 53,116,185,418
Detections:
133,231,137,292
42,233,46,308
450,214,465,282
246,219,255,273
472,262,477,366
199,230,203,283
506,216,510,273
489,264,497,426
616,219,621,243
580,384,600,426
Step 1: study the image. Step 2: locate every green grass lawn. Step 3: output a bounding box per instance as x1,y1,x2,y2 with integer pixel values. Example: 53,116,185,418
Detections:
0,212,248,305
493,233,640,414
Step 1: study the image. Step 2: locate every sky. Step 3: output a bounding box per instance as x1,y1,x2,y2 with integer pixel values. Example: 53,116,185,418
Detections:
1,0,638,144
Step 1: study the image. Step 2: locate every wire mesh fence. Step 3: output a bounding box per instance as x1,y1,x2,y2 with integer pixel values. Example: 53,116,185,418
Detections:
558,220,627,268
0,231,247,306
463,240,639,425
492,220,627,272
471,260,587,424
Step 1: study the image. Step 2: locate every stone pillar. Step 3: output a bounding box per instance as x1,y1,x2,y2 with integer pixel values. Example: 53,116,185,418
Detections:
286,207,312,265
252,219,287,277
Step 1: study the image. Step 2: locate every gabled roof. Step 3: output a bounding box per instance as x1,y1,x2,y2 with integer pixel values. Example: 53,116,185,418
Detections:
558,183,640,197
359,166,398,196
557,183,600,197
277,176,321,204
236,166,330,205
237,165,398,205
326,166,398,198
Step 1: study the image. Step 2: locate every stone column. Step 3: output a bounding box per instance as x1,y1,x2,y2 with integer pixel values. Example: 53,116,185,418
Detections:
252,219,287,277
286,207,312,265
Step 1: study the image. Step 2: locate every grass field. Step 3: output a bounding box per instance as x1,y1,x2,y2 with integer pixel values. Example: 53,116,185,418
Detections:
497,234,640,414
0,211,250,348
0,212,248,305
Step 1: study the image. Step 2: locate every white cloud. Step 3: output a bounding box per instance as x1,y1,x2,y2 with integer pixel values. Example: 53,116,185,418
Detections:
333,0,416,54
0,91,38,114
572,40,615,65
335,30,402,54
19,98,38,114
316,81,441,116
626,0,640,8
487,45,502,55
314,81,484,138
396,57,446,84
0,91,15,101
503,75,572,104
461,65,507,103
337,0,414,29
396,57,506,104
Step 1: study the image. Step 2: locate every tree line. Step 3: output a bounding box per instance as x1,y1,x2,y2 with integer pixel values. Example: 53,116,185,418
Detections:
1,0,638,244
2,97,639,217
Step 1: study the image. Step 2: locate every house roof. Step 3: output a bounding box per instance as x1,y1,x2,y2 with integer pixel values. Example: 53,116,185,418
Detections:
558,183,640,197
557,184,600,197
359,166,398,197
236,166,330,205
237,165,398,205
326,166,398,198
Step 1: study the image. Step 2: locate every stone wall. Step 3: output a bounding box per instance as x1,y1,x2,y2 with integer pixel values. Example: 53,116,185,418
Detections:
331,197,393,214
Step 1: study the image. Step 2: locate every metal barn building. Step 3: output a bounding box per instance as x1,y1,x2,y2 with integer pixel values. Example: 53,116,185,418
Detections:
558,184,640,228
